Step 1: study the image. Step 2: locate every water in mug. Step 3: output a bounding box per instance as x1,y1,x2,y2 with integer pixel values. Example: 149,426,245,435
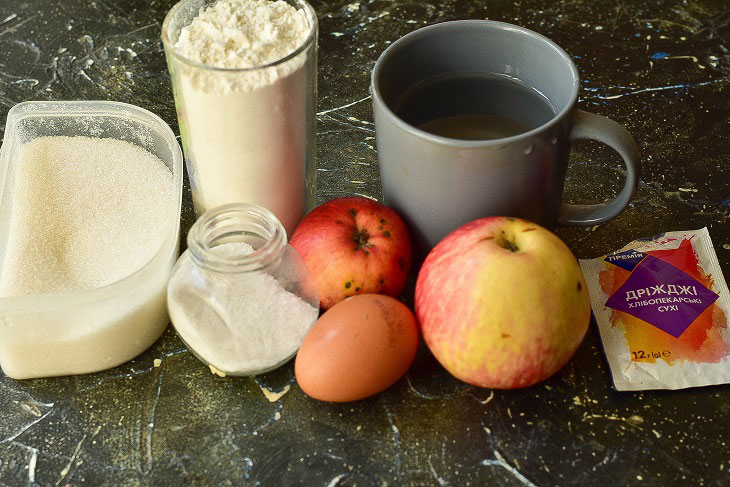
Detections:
394,73,556,140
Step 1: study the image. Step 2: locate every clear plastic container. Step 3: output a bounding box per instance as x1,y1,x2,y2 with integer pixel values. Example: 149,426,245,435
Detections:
161,0,318,236
0,101,183,379
167,203,319,376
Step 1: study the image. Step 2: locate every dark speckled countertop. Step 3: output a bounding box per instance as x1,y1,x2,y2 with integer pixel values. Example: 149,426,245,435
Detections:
1,0,730,485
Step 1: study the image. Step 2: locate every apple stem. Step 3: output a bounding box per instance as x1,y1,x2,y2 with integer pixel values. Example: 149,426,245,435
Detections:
353,228,371,252
496,232,519,252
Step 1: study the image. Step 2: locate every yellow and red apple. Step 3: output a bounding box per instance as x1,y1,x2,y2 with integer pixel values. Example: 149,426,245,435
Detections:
290,197,412,310
415,217,590,389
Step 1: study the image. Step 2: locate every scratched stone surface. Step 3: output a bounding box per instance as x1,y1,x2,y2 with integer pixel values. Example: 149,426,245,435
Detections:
0,0,729,485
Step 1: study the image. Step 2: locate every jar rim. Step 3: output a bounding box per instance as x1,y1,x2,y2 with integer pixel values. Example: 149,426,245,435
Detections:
187,203,287,272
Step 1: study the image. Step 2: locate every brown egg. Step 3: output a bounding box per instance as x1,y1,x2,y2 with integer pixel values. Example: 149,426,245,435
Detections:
295,294,419,402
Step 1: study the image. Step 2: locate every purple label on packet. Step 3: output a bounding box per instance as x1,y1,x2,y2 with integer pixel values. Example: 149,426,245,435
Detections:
604,249,646,271
605,255,719,338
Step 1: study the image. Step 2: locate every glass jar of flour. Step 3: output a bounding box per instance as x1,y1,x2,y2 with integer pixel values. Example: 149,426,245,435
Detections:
167,204,319,376
162,0,318,236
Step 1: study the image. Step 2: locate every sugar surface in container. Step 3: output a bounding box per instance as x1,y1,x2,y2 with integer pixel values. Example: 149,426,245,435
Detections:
0,135,175,296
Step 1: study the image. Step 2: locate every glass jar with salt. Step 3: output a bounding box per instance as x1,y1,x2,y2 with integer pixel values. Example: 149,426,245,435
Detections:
167,203,319,377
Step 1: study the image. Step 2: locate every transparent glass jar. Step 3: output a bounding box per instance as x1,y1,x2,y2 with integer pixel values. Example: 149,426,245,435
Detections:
161,0,318,236
167,203,319,376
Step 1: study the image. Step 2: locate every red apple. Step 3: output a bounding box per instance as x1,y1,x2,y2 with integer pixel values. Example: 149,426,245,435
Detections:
290,197,412,309
415,217,590,389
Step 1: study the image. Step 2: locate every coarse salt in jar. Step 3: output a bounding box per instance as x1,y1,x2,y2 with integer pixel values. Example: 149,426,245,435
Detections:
167,203,319,376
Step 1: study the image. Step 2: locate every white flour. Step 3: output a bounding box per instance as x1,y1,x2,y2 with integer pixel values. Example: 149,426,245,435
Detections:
175,0,309,72
171,0,314,235
167,241,319,375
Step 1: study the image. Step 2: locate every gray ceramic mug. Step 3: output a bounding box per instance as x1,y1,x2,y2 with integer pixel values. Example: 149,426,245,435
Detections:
371,20,640,252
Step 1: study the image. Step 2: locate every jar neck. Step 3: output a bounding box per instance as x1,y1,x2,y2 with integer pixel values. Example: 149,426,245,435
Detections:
187,203,287,273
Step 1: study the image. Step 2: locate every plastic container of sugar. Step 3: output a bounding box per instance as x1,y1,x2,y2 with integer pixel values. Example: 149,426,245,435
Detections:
0,101,183,379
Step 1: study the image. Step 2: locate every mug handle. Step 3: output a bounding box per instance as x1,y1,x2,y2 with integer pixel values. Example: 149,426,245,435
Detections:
557,110,641,226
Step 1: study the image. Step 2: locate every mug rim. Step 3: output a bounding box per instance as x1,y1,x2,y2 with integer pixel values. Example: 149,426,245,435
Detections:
371,20,580,147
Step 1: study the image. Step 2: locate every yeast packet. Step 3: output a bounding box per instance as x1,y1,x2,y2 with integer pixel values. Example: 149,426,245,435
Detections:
579,228,730,391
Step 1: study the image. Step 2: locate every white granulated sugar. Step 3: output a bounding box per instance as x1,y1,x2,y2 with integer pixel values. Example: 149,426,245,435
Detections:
0,136,174,296
168,241,318,375
175,0,309,69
